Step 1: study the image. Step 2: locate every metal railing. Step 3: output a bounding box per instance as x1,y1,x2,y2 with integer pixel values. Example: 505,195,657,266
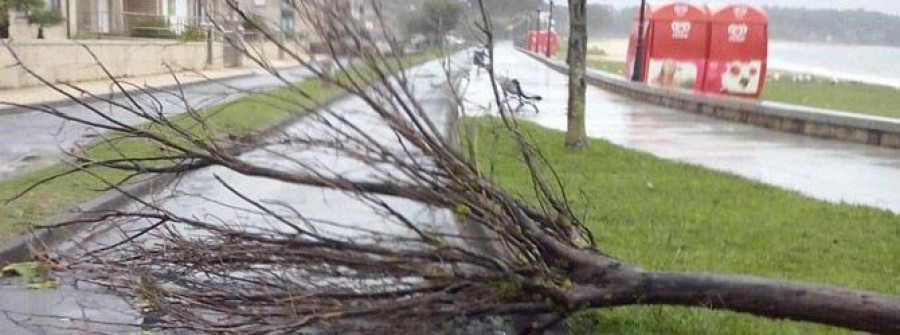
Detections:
75,11,210,40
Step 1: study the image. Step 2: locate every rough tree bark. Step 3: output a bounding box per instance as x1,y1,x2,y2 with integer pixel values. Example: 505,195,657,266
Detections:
537,231,900,334
564,0,588,149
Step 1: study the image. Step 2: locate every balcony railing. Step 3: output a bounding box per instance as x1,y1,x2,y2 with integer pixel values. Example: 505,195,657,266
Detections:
76,11,211,40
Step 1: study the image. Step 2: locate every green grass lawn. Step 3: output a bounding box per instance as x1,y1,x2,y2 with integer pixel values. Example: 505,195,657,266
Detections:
0,52,441,245
763,79,900,118
587,58,626,76
583,59,900,119
467,117,899,334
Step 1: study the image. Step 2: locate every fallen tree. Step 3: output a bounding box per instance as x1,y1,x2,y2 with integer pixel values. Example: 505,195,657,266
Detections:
7,0,898,334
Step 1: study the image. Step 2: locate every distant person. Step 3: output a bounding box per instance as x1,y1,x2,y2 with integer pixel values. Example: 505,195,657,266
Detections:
473,49,488,72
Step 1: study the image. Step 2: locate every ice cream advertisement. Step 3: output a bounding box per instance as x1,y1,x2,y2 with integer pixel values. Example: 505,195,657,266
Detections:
648,58,704,91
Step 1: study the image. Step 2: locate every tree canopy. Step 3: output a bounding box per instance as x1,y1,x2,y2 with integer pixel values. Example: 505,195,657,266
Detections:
767,7,900,47
467,0,542,17
403,0,465,42
27,7,64,28
0,0,44,24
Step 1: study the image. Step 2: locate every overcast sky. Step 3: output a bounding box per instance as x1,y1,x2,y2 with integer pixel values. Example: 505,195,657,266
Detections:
584,0,900,16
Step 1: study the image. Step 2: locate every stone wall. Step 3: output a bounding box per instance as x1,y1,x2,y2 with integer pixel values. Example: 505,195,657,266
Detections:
520,49,900,150
0,39,224,89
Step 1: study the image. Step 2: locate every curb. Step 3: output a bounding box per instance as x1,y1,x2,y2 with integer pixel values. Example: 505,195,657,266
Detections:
0,174,179,264
518,48,900,150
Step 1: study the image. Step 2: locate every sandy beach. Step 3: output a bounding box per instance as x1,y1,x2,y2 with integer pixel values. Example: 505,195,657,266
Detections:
588,39,629,62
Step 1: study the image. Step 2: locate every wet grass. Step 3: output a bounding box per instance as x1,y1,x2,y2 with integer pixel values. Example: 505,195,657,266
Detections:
763,79,900,118
587,58,626,76
0,52,441,247
584,59,900,119
466,117,899,334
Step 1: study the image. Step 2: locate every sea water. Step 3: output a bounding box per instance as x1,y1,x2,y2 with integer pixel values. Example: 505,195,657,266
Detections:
768,42,900,88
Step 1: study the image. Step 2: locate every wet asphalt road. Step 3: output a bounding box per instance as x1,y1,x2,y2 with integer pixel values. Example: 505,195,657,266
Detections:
0,54,466,334
466,43,900,213
0,67,311,181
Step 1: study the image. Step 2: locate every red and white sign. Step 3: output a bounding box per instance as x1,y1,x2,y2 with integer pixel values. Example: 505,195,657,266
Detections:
671,21,692,39
622,3,769,98
626,3,710,92
727,24,749,42
702,5,769,97
526,30,560,56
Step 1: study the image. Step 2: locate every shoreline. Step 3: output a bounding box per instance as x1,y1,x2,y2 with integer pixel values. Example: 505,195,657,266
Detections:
588,39,900,89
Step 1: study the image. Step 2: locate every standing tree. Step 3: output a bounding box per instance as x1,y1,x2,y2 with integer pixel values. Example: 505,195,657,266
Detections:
565,0,588,149
26,6,63,39
4,1,899,333
403,0,465,46
466,0,542,38
0,0,42,38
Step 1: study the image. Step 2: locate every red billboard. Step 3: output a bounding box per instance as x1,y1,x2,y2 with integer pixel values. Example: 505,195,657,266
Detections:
703,5,769,97
626,3,710,92
526,31,560,56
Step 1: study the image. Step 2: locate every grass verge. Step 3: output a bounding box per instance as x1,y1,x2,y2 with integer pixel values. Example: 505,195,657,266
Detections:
0,51,442,245
763,79,900,118
587,58,626,76
466,117,899,334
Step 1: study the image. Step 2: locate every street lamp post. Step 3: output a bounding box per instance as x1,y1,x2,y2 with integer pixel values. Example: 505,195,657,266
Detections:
631,0,648,82
545,0,554,58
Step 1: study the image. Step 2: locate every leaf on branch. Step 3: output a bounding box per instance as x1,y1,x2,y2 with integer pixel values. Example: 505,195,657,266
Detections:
2,261,58,290
1,261,49,280
25,280,58,290
455,203,472,216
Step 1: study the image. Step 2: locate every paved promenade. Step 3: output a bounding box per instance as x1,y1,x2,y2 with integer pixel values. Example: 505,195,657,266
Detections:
465,44,900,213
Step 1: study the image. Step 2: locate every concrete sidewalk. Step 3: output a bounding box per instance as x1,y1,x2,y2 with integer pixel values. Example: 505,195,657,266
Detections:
0,59,302,113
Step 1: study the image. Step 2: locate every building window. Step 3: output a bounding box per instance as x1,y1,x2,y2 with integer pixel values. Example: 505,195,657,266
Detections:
194,0,207,23
281,0,294,33
47,0,61,11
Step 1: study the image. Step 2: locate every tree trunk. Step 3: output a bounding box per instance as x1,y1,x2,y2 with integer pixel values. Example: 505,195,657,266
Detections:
564,0,588,149
536,232,900,334
569,270,900,334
